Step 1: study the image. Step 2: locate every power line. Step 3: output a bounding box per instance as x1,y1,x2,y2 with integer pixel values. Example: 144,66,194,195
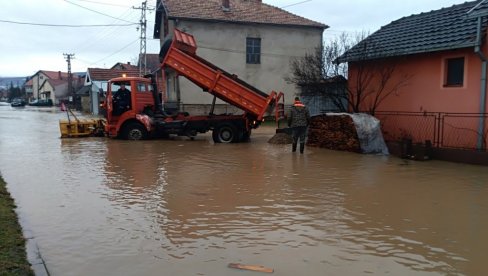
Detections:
74,8,138,53
0,19,137,27
67,0,133,8
64,0,137,24
280,0,312,9
68,0,155,9
90,38,139,65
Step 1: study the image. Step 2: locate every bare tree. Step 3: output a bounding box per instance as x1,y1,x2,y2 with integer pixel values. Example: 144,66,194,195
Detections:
287,32,412,115
346,39,412,114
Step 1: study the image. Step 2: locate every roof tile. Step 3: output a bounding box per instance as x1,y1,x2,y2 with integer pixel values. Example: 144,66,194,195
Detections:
87,68,140,81
339,0,487,62
161,0,326,28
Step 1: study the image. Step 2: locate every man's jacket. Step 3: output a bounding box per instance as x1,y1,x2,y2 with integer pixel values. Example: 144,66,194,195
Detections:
288,101,310,127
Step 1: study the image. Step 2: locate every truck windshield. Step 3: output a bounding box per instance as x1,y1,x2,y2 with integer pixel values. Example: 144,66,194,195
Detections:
111,83,131,93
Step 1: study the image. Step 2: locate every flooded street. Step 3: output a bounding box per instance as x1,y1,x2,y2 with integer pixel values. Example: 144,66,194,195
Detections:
1,106,487,276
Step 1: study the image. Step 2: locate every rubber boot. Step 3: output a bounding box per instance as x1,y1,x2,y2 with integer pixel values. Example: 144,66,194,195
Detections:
292,142,297,152
300,143,305,154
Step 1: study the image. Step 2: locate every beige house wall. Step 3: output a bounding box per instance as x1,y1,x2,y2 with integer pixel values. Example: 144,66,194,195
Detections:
32,72,50,100
160,20,323,112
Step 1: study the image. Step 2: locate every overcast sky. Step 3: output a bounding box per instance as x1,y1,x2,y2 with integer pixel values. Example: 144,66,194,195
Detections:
0,0,471,77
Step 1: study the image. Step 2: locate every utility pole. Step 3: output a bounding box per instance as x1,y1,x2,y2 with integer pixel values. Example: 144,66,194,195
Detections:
133,1,154,76
63,53,75,106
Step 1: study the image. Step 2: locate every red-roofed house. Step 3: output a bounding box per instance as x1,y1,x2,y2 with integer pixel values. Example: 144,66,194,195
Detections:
30,70,83,104
111,62,138,70
24,78,34,101
82,67,139,114
153,0,327,114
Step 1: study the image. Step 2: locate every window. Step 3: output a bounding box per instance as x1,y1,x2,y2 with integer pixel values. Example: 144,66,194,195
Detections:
137,82,148,92
246,37,261,64
445,57,464,86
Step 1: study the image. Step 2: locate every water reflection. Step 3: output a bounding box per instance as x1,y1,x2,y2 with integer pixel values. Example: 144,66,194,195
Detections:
1,108,488,275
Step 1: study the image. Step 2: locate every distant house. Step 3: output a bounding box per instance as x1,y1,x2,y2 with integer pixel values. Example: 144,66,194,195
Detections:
82,67,139,114
153,0,327,114
299,76,348,115
24,78,34,101
140,53,161,73
30,70,83,104
111,62,138,70
338,0,488,151
39,79,68,103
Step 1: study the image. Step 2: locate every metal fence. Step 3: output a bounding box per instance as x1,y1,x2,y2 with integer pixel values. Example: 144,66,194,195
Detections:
301,95,347,116
374,111,488,151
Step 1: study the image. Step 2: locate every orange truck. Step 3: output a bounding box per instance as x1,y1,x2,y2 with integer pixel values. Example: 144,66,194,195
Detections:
104,29,284,142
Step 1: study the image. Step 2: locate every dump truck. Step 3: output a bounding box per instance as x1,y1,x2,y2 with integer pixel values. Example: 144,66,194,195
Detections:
103,29,284,142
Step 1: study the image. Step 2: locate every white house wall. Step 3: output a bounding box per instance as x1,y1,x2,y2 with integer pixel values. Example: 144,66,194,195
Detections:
53,83,68,104
32,72,50,100
163,21,323,106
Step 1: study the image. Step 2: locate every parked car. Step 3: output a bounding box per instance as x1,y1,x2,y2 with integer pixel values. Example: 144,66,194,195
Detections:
29,99,53,107
11,98,26,107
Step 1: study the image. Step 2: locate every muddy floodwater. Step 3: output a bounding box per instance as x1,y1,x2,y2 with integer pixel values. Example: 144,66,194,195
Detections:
1,106,488,276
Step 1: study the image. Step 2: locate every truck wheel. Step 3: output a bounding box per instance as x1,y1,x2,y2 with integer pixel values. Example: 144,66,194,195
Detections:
212,124,237,143
123,122,148,140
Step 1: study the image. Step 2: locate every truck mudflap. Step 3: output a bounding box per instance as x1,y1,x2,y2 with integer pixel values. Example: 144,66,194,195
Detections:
136,114,153,132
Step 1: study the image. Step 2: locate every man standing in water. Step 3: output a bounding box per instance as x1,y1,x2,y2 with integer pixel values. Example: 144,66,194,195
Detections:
288,96,310,154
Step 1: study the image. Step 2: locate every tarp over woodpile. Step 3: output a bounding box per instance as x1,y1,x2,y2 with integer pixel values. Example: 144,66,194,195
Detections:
307,113,389,155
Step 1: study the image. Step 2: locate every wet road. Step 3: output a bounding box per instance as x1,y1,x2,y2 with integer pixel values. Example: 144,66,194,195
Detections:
1,106,487,276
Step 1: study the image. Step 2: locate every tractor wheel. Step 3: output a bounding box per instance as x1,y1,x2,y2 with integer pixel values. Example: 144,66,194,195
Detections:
212,124,238,143
123,122,148,140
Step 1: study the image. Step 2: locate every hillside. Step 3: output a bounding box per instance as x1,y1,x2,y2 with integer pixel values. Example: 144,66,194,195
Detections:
0,77,27,88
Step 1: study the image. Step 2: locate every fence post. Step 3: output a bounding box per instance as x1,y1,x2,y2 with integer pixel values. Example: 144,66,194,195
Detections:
434,113,441,148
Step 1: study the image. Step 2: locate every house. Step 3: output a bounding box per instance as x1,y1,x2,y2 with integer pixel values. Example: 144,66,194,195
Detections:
299,76,348,115
153,0,327,114
30,70,83,104
24,78,34,101
338,0,488,155
82,67,139,114
140,53,161,73
111,62,138,70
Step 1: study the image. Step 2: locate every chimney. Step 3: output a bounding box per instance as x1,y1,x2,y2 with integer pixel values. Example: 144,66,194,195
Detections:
222,0,230,11
127,62,131,65
58,71,62,79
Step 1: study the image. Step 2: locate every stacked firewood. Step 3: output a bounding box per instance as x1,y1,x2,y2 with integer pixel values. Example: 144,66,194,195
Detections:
307,114,361,152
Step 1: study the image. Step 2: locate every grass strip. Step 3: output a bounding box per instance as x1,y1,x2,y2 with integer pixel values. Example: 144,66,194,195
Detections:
0,174,33,276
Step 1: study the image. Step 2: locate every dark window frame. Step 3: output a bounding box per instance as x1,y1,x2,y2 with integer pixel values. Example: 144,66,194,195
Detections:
444,57,465,87
246,37,261,64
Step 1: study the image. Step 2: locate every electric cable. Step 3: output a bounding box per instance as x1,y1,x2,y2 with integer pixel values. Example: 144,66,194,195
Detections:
64,0,137,24
0,19,137,27
90,38,139,65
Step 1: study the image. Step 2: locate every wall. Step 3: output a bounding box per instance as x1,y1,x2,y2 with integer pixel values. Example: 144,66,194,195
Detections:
348,47,486,113
32,72,50,100
53,83,69,104
161,20,323,113
348,47,488,149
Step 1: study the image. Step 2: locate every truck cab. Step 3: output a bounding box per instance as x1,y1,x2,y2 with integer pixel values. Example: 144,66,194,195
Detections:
105,76,156,140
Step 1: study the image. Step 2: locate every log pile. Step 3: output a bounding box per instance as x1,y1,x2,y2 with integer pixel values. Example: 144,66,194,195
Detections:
307,114,361,152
